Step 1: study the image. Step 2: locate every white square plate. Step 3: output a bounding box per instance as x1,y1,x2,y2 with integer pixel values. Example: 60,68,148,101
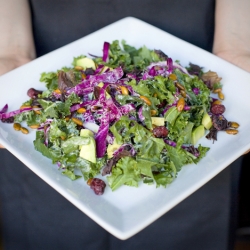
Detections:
0,17,250,240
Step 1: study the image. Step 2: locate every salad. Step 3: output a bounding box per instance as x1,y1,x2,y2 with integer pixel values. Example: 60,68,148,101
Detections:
0,40,239,195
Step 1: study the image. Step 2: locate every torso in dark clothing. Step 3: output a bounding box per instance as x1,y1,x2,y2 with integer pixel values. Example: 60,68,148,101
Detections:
29,0,215,57
1,1,240,250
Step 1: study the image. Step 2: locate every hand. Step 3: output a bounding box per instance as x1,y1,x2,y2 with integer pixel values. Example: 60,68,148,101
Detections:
0,56,32,76
214,50,250,154
0,0,36,148
215,50,250,73
213,0,250,74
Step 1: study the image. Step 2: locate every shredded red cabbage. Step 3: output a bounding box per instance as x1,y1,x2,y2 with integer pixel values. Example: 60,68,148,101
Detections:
119,103,135,115
68,67,123,96
0,104,8,114
164,139,177,147
138,106,145,122
95,123,109,158
0,107,33,120
192,87,200,95
102,42,110,62
167,58,173,73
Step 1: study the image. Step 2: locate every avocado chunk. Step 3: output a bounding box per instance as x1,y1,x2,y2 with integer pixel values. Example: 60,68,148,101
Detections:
151,117,165,126
100,66,111,73
76,57,96,70
79,129,96,163
80,129,94,137
107,139,121,159
202,112,212,130
191,125,205,145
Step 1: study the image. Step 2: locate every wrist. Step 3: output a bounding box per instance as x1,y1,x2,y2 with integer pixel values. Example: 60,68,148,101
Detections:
0,56,33,76
214,49,250,73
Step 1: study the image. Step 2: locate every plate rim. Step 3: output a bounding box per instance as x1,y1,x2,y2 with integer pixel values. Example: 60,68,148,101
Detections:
0,16,250,240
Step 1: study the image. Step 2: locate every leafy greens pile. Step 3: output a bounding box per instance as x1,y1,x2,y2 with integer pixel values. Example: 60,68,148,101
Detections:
1,40,217,193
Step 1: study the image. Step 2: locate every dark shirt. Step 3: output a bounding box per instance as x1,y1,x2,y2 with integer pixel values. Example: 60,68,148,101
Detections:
0,1,241,249
29,0,215,57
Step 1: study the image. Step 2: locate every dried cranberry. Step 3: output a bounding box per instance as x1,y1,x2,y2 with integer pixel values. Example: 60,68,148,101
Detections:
157,100,167,109
153,126,168,138
84,68,95,75
89,178,106,195
27,88,43,99
210,104,225,115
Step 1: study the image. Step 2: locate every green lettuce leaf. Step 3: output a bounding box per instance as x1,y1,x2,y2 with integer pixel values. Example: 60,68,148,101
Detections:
107,157,141,191
33,131,62,163
142,104,152,129
139,137,165,161
167,111,190,142
14,110,45,126
40,72,58,90
128,121,151,144
135,158,156,178
61,136,89,154
62,169,82,181
193,145,210,163
165,144,194,172
72,55,86,67
152,161,176,187
164,107,180,125
176,122,194,146
75,157,102,180
109,116,131,144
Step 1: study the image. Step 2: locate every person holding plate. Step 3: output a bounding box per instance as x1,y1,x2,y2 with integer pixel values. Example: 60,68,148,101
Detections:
0,0,249,249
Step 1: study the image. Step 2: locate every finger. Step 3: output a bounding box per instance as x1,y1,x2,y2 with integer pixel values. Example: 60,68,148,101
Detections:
244,149,250,155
